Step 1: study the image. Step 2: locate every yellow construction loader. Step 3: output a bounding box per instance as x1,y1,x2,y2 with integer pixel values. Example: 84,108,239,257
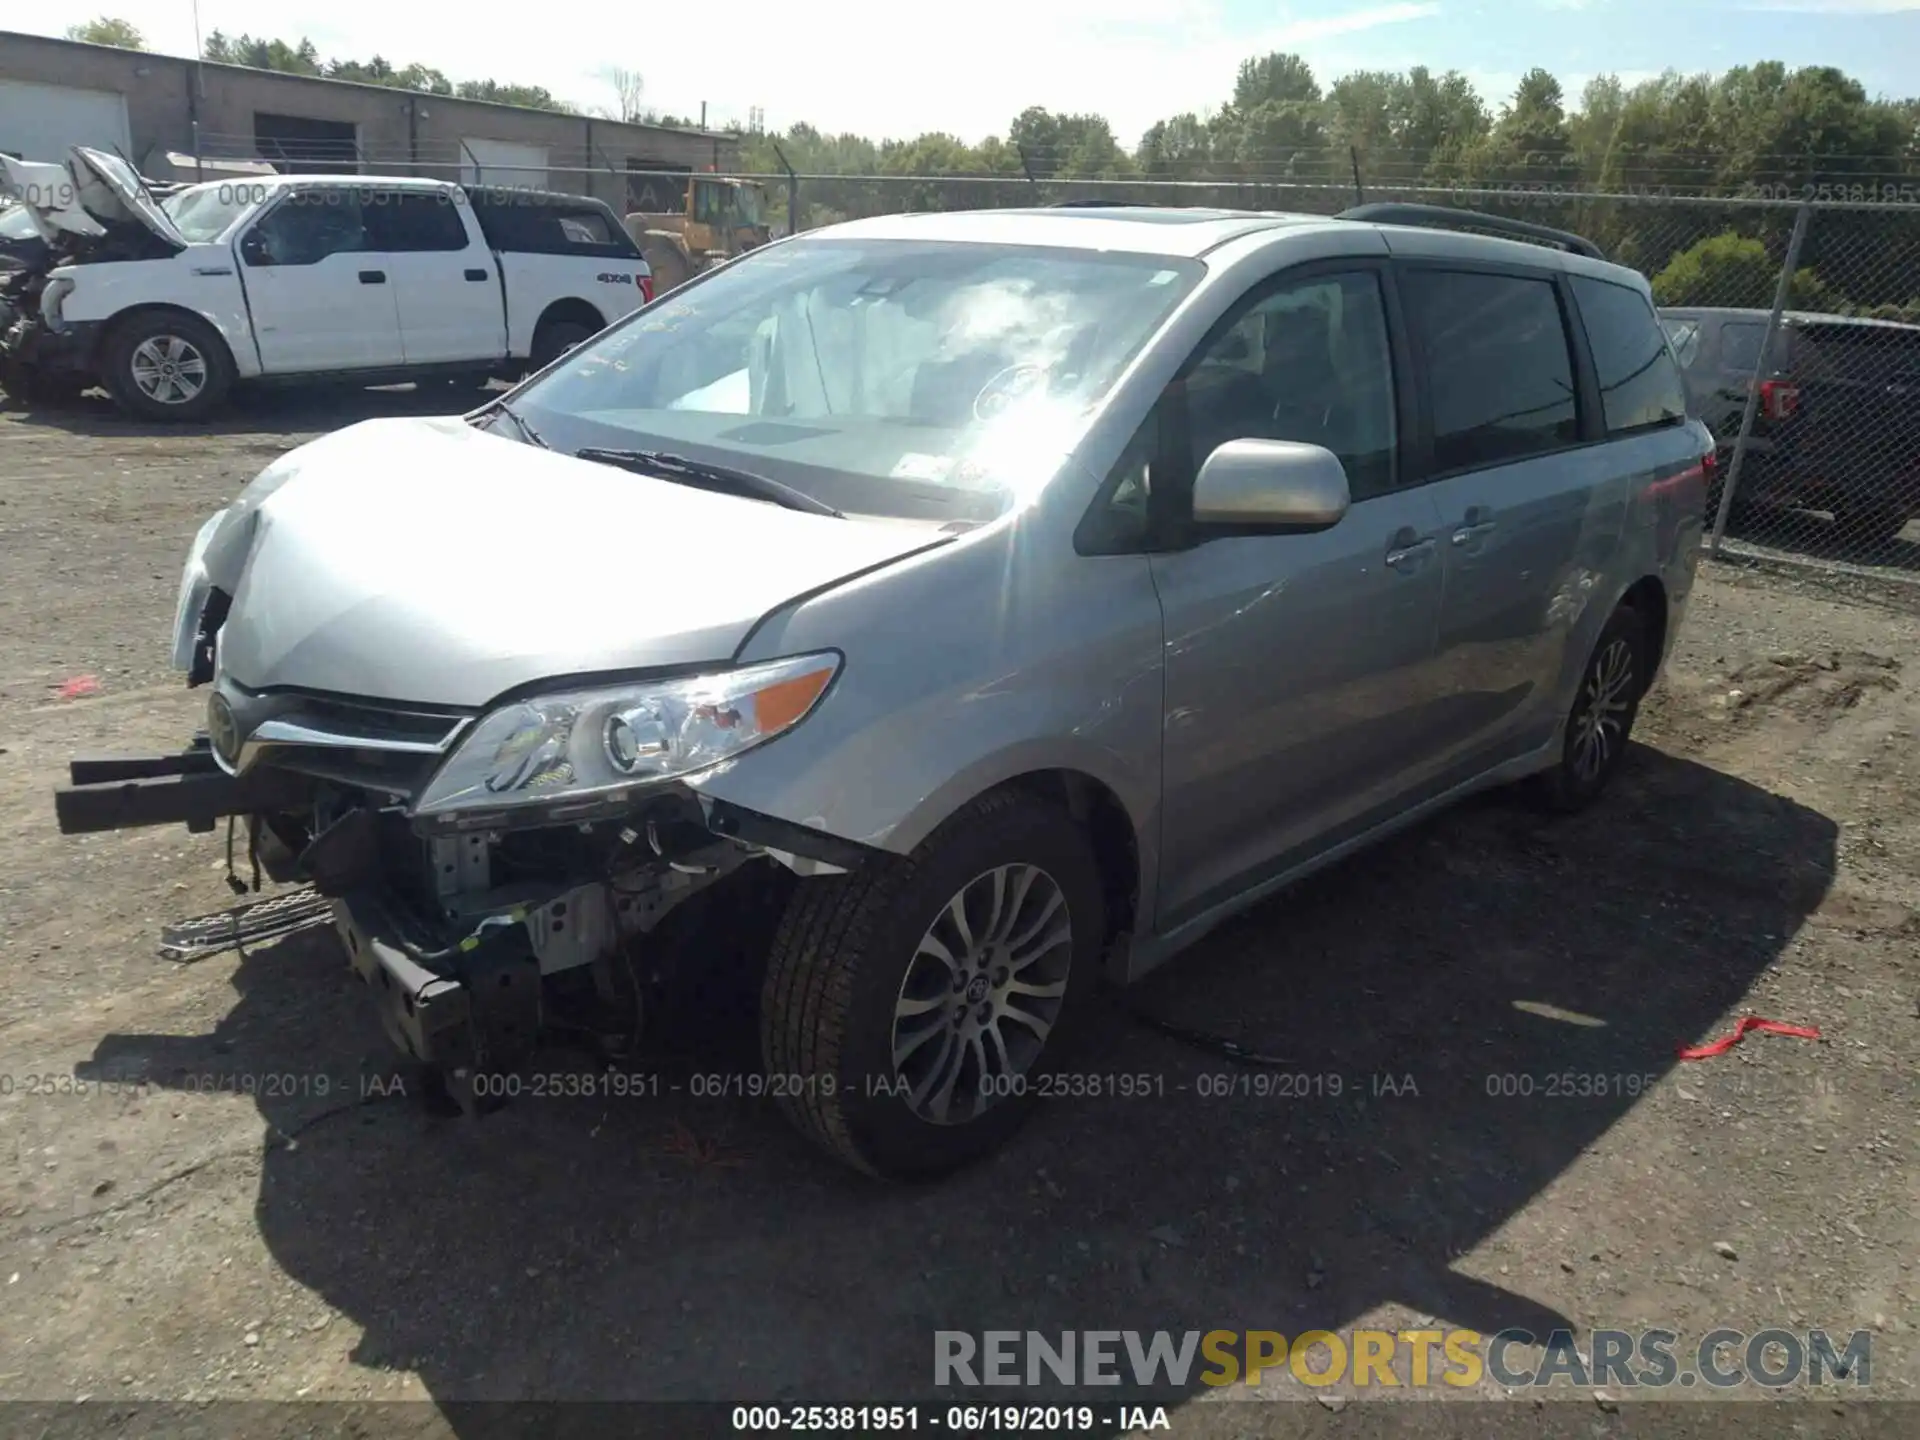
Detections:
624,175,772,296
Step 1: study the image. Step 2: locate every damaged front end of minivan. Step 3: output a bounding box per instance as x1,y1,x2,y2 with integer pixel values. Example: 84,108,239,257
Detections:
51,419,907,1114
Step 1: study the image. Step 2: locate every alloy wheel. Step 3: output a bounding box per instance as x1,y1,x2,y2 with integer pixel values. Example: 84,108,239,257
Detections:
890,864,1073,1126
1569,636,1636,783
129,335,208,406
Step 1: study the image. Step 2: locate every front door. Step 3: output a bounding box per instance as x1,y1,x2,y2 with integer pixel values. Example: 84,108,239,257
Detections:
237,186,403,373
1150,266,1455,932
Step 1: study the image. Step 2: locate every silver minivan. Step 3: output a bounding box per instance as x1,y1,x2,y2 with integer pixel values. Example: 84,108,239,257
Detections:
54,203,1714,1179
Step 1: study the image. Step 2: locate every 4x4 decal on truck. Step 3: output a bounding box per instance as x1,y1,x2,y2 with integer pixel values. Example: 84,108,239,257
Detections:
596,272,635,284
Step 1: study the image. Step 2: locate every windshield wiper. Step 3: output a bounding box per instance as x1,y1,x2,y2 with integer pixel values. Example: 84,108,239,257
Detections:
571,447,844,518
469,395,549,449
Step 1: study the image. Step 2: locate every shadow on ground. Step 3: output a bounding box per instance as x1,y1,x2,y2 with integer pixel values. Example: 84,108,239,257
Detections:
74,746,1837,1428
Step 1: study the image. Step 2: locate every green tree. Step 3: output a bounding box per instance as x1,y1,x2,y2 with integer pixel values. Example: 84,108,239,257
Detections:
1651,231,1841,309
65,16,146,49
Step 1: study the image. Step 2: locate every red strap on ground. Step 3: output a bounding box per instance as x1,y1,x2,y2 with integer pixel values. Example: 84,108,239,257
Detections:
1676,1016,1822,1061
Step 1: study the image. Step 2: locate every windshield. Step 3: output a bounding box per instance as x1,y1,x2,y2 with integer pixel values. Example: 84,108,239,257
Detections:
162,185,258,242
736,185,765,228
510,237,1202,521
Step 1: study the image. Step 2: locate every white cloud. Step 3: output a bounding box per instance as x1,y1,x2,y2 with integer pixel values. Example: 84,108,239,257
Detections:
27,1,1442,144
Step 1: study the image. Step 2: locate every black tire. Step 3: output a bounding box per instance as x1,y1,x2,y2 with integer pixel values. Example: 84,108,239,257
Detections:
1531,604,1650,814
529,318,598,372
102,310,234,422
761,789,1105,1180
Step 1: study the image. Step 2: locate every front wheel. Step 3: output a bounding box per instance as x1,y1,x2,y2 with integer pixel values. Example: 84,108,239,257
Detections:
760,791,1105,1180
102,311,234,422
1531,604,1649,813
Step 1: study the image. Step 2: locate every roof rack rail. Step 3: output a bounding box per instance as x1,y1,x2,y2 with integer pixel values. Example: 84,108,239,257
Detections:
1336,202,1607,263
1047,198,1159,208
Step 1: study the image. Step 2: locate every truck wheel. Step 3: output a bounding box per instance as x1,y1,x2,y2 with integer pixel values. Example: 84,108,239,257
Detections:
529,319,596,372
760,790,1104,1180
103,311,234,422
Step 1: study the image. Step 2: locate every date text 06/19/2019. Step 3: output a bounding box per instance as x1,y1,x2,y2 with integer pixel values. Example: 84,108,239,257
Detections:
729,1405,1170,1432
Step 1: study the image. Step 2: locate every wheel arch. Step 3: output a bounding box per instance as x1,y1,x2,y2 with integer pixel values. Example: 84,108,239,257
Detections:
1615,573,1670,681
532,297,607,340
100,303,244,376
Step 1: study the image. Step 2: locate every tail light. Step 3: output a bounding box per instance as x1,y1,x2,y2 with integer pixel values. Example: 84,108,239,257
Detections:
1759,379,1800,421
638,274,655,304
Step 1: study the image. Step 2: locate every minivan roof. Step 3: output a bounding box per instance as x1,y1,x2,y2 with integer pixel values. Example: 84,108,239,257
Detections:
805,205,1641,274
812,206,1340,258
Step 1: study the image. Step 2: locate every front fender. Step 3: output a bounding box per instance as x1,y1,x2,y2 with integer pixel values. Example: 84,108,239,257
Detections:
685,526,1165,863
55,250,257,377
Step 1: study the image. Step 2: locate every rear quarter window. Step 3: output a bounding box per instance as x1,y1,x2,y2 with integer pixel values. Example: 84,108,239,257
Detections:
466,194,641,260
1572,275,1686,435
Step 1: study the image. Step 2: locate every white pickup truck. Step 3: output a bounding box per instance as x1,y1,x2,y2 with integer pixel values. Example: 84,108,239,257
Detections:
0,147,653,420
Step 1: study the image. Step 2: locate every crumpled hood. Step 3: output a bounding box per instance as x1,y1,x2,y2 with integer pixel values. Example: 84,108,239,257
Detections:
0,147,185,248
210,416,951,707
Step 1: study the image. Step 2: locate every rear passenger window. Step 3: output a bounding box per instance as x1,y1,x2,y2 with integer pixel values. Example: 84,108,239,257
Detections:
1572,276,1687,435
1720,322,1768,374
1402,269,1578,472
367,191,468,252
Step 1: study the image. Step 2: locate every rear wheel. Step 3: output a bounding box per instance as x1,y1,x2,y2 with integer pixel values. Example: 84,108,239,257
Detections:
760,791,1104,1180
528,318,597,373
103,311,234,422
1531,604,1649,814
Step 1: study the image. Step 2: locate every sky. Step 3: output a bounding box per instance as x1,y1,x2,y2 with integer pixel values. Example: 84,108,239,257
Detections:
18,1,1920,146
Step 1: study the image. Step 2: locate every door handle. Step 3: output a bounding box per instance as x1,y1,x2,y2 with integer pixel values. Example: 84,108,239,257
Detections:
1384,531,1436,571
1451,505,1498,546
464,268,489,281
358,270,386,284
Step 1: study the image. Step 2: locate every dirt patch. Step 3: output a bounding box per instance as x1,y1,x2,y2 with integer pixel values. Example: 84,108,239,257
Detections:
0,398,1915,1424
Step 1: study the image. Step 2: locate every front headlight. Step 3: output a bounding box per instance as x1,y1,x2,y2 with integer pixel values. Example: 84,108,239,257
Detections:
412,651,842,820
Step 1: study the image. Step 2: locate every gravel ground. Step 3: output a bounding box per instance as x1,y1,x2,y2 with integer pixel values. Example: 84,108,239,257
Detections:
0,389,1915,1437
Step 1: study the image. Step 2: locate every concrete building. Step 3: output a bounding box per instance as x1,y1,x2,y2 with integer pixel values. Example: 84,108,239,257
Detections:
0,29,742,214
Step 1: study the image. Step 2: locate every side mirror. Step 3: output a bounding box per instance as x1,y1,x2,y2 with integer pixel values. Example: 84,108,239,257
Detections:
238,230,268,266
1192,438,1351,531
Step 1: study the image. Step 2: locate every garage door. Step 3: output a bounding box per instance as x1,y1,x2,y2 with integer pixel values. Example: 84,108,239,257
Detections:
459,138,549,190
0,80,132,163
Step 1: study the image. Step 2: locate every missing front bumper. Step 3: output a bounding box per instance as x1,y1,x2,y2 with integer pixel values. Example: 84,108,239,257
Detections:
53,747,314,834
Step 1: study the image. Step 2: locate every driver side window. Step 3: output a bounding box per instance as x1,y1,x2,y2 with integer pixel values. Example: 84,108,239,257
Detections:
1183,271,1397,501
244,190,370,267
